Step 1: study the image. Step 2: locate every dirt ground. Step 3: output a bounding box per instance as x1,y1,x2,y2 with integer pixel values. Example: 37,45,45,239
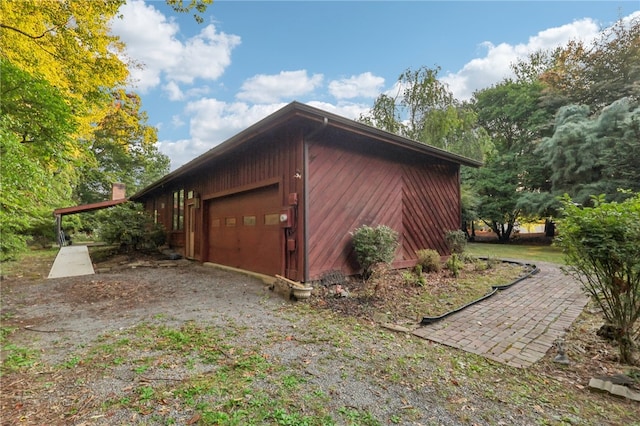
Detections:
1,255,283,365
1,249,638,425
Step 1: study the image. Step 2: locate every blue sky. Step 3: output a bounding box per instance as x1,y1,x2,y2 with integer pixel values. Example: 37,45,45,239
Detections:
110,1,640,170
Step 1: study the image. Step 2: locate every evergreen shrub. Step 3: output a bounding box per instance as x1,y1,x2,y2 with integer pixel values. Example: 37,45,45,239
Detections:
97,202,166,252
445,229,467,254
416,249,441,273
351,224,399,278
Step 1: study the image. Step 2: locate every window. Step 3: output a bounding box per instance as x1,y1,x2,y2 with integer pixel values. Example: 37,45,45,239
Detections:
172,189,184,230
152,199,159,224
264,213,279,226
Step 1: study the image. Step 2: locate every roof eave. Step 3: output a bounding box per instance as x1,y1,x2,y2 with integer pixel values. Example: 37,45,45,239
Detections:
131,101,482,200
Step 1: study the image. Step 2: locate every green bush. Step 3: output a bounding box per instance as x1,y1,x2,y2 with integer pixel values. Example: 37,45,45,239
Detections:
96,202,166,252
445,229,467,254
557,192,640,364
27,215,57,248
0,219,27,261
351,225,399,278
416,249,441,273
446,253,464,278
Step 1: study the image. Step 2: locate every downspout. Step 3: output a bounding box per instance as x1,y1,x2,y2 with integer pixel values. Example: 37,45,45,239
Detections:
302,117,328,281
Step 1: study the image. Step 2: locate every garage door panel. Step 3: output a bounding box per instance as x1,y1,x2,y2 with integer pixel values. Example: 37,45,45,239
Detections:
207,185,281,275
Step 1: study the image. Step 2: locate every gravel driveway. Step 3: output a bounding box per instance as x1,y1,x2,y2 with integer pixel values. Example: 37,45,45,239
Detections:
0,259,620,426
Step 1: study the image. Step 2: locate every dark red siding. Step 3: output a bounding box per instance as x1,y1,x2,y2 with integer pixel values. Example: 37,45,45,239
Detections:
133,104,469,283
136,126,306,281
402,162,460,257
306,135,460,280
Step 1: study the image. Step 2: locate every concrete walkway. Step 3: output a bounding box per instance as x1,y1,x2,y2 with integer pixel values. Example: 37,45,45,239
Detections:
413,261,588,368
47,245,95,279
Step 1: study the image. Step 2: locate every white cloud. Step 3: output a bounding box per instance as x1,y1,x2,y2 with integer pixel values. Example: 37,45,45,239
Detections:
164,81,184,101
163,82,211,101
157,138,211,171
305,101,371,122
169,24,240,84
159,100,286,169
110,0,181,91
328,72,385,99
237,70,324,103
171,115,185,128
442,18,602,100
111,0,239,93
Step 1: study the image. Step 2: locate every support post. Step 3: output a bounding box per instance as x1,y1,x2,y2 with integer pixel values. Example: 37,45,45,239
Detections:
55,214,63,247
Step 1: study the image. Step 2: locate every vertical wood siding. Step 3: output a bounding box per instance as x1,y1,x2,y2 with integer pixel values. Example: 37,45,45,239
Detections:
136,126,305,280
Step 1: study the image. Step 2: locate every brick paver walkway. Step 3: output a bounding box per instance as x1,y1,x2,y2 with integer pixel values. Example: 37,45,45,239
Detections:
412,261,588,368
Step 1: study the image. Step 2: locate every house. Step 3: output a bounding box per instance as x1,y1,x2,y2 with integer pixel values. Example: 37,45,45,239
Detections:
130,102,481,282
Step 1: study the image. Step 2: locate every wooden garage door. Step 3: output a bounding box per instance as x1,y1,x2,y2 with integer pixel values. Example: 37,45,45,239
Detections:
206,184,281,276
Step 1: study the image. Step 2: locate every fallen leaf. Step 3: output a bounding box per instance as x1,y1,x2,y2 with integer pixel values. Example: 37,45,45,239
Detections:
187,413,201,424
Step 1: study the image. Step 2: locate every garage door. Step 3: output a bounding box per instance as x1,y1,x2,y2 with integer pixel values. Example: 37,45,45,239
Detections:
206,184,282,276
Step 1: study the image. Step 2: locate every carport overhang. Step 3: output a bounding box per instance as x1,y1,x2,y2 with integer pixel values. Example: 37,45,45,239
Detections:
53,198,129,246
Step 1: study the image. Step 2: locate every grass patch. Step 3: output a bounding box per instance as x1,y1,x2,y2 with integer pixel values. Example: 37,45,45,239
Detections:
1,324,40,374
0,247,59,278
467,242,564,264
408,261,524,318
1,342,40,374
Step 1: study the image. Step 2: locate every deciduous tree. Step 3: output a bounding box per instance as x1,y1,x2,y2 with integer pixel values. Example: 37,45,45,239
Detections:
541,15,640,111
557,193,640,364
360,66,490,161
75,91,170,204
0,61,78,259
471,79,555,240
0,0,129,139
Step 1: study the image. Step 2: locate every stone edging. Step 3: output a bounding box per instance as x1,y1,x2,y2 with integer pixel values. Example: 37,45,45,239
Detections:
420,258,540,325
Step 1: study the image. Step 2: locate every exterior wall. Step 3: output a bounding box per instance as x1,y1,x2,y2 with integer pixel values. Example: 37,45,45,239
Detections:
306,134,460,281
401,161,460,257
136,114,463,283
137,126,306,280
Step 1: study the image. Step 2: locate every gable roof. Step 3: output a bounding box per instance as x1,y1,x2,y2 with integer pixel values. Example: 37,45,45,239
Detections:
132,101,482,200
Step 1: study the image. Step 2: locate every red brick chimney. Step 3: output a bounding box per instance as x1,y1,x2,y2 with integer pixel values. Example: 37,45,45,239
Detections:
111,183,126,200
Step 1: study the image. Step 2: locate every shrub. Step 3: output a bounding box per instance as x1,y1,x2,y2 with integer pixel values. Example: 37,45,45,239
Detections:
28,215,57,248
351,225,399,279
96,202,166,252
473,259,489,272
402,265,427,287
446,253,464,278
557,192,640,364
363,263,392,298
416,249,441,273
445,229,467,254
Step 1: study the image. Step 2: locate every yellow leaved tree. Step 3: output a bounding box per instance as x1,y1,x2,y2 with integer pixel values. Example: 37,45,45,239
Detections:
1,0,129,140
